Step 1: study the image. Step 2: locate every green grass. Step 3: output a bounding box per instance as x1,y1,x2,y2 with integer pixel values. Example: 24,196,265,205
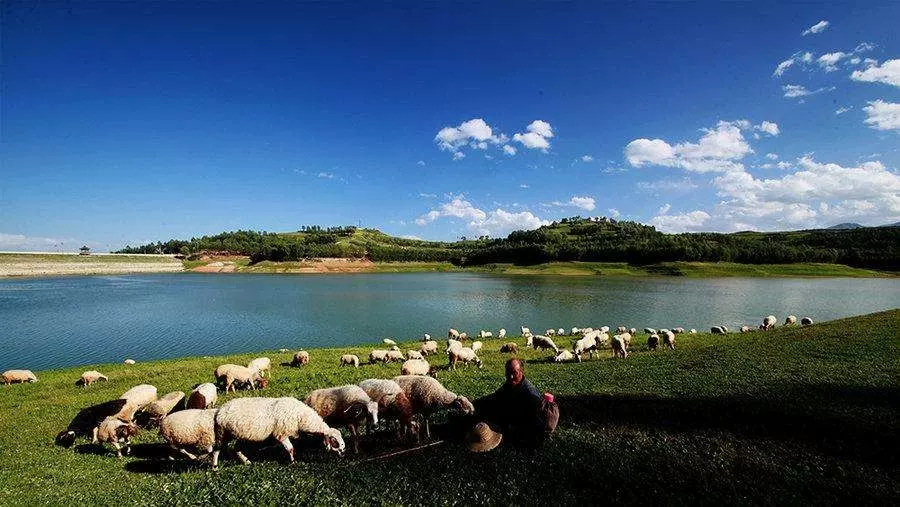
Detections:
0,253,178,264
1,310,898,504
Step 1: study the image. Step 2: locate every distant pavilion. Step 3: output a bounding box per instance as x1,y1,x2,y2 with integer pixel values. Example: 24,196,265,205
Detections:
79,245,91,256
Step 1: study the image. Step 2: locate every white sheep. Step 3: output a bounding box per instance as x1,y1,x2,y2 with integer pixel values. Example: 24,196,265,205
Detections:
711,326,726,334
247,357,271,378
520,326,531,336
214,364,266,392
471,340,483,352
573,334,598,360
143,391,185,427
661,330,675,350
545,328,556,336
94,416,140,458
801,317,813,326
498,328,506,338
445,339,462,353
2,369,37,385
340,354,360,367
458,332,468,340
160,408,217,461
213,397,345,468
762,315,777,330
740,325,751,333
369,349,389,364
187,383,217,409
79,370,107,387
629,327,637,335
616,326,627,334
690,329,697,334
422,333,431,342
419,340,438,356
448,346,482,369
785,315,797,326
571,327,581,335
401,358,432,376
386,349,405,362
647,334,660,350
291,350,310,367
557,328,565,336
554,349,576,362
644,328,657,335
116,384,159,421
611,335,629,359
527,334,560,353
479,330,493,339
358,378,416,439
448,328,460,339
393,375,474,439
407,350,424,361
383,338,397,346
305,385,379,454
123,359,136,365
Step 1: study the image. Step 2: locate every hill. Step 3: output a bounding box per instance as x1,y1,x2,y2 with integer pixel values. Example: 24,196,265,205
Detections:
828,222,865,229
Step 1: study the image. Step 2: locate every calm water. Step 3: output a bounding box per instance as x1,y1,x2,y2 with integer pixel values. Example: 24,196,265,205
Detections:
1,273,897,371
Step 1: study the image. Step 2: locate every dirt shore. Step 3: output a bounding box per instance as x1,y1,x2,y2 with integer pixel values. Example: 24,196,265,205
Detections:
0,253,183,277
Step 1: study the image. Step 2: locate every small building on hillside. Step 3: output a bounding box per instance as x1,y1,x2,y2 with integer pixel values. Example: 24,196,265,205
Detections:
79,245,91,256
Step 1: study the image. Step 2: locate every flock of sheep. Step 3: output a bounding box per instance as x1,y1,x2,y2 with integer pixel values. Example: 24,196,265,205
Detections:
3,312,814,469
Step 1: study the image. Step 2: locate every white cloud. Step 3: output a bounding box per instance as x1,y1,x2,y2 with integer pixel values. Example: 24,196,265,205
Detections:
569,196,596,211
766,153,778,160
625,120,761,173
782,84,834,98
636,177,699,194
658,203,671,215
802,20,830,36
608,208,621,218
757,121,780,136
401,235,422,240
519,183,529,189
851,59,900,88
580,155,594,162
835,106,852,115
817,52,847,72
435,118,494,151
418,192,437,198
513,120,554,151
0,232,74,252
452,151,465,161
503,144,517,156
469,209,550,237
417,160,425,167
863,100,900,131
415,196,486,226
773,58,795,77
650,210,711,233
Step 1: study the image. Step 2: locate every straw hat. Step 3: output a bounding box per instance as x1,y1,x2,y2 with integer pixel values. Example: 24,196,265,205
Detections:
466,422,502,453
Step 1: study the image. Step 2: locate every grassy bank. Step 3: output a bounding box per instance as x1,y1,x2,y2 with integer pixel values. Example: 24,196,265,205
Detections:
0,252,183,277
1,310,898,504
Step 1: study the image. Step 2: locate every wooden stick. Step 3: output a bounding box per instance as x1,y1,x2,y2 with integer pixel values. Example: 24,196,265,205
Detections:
350,440,446,465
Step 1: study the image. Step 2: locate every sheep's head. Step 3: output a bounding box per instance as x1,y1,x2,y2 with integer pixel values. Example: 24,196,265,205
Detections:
55,430,76,448
115,422,140,440
255,377,269,389
366,400,379,426
323,427,346,456
454,396,475,415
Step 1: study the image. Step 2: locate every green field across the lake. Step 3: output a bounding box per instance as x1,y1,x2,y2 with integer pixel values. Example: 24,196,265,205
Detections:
1,310,897,505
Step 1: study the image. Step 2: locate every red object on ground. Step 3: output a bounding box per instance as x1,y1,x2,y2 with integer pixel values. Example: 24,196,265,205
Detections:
543,392,554,404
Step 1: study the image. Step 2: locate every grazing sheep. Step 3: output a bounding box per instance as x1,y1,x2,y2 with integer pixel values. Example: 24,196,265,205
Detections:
123,359,136,365
383,338,397,346
278,348,289,353
420,340,438,356
187,383,217,409
599,326,610,333
571,327,581,335
448,328,460,339
661,330,676,350
340,354,361,367
658,328,670,336
521,326,531,336
407,350,424,361
401,358,433,376
458,332,468,341
422,333,431,342
116,384,159,421
498,328,506,338
643,328,657,335
527,334,560,353
573,334,599,360
471,340,483,352
358,378,417,439
247,357,271,378
611,335,629,359
2,369,37,385
448,347,482,369
214,364,266,392
740,325,751,333
673,327,685,334
554,350,577,363
369,349,389,364
94,416,140,458
305,385,379,454
499,342,519,354
762,315,777,331
629,327,637,335
393,375,474,439
142,391,185,427
78,370,108,387
647,334,659,351
801,317,813,326
479,330,493,339
290,350,310,367
557,328,566,336
159,408,218,460
213,397,345,468
616,326,627,334
386,349,405,362
55,398,129,448
545,329,556,336
446,339,462,353
617,332,633,349
711,326,726,335
785,315,797,326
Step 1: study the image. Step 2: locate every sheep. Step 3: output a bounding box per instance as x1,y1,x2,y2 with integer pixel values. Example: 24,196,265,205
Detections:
393,375,474,439
573,334,599,360
291,350,310,367
247,357,271,378
801,317,813,326
557,328,566,336
661,330,676,350
711,326,726,334
407,350,424,361
659,328,670,336
599,326,609,333
458,332,468,341
2,369,37,385
571,327,581,335
213,397,345,468
94,416,140,458
762,315,777,331
673,327,685,334
629,328,637,335
785,315,797,326
116,384,159,422
419,340,438,356
159,408,218,460
643,328,657,335
616,332,633,349
611,335,629,359
448,328,460,339
383,338,397,346
471,340,483,352
78,370,108,387
545,329,556,336
390,345,400,351
616,326,627,334
369,349,389,364
305,385,379,454
479,330,493,339
740,325,751,333
445,339,462,353
55,398,129,448
142,391,186,427
401,358,433,376
422,333,431,342
214,364,267,392
386,349,405,362
595,332,610,347
498,328,506,338
448,347,482,369
358,378,417,439
340,354,361,367
499,342,519,354
527,334,560,353
123,359,136,365
520,326,531,336
187,383,217,409
554,350,577,363
647,334,659,350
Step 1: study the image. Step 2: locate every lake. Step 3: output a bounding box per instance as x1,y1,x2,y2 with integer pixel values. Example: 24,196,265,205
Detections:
1,273,898,371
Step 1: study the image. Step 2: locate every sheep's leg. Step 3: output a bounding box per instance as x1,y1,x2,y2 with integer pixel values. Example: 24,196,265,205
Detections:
278,436,294,463
349,425,360,454
424,417,431,440
173,445,198,460
235,449,251,465
91,426,99,444
113,441,123,459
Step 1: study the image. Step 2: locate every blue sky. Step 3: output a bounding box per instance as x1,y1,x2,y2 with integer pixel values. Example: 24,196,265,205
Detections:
2,2,898,251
